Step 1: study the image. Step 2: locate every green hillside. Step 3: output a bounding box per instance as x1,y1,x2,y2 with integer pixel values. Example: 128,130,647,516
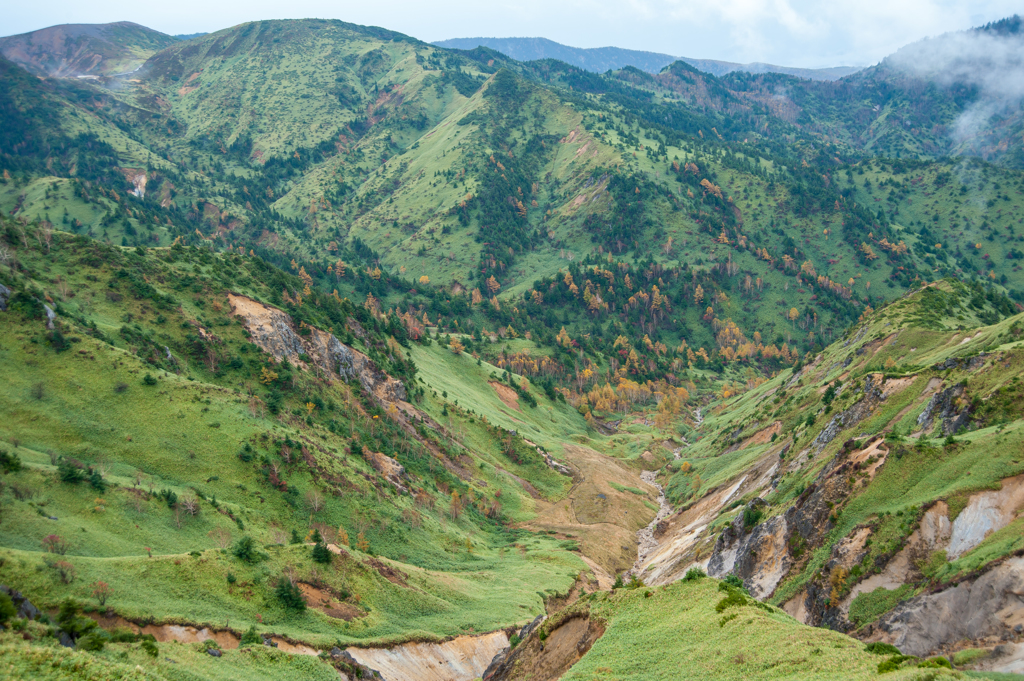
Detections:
2,14,1024,681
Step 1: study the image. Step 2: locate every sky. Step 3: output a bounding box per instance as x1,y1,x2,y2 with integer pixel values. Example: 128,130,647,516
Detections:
1,0,1020,68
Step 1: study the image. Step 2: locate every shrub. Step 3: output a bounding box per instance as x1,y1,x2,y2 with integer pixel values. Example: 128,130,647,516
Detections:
865,642,902,656
509,633,521,648
275,577,306,611
312,541,332,564
240,625,261,646
58,459,86,484
226,572,237,584
682,567,706,582
88,469,106,492
42,534,69,554
76,632,108,651
0,449,22,473
232,536,257,563
0,592,16,625
142,373,158,386
91,581,111,606
53,560,77,584
878,655,917,673
715,587,749,613
57,599,96,642
29,382,45,400
918,657,952,669
158,488,178,508
722,574,746,591
141,639,159,657
743,506,764,530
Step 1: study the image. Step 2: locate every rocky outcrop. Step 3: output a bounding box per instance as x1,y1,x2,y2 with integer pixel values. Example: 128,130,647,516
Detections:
0,282,10,311
916,383,971,436
227,293,405,403
933,353,987,373
0,585,42,621
362,450,408,494
810,375,887,453
482,616,543,679
870,557,1024,658
706,438,884,606
947,474,1024,559
708,504,790,600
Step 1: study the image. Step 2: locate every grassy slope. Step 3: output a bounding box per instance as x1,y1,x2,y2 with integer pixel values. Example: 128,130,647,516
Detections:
0,232,587,648
561,578,957,681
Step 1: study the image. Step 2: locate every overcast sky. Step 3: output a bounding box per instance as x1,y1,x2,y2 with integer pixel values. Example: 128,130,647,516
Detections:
1,0,1019,68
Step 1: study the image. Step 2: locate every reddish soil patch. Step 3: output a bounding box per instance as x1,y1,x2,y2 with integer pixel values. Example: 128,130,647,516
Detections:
298,583,364,621
490,381,520,411
366,558,409,587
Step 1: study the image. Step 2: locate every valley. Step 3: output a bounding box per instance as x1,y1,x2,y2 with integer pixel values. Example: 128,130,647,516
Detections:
0,12,1023,681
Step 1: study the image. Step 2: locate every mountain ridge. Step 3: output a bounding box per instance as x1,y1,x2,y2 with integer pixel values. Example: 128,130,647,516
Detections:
433,36,862,80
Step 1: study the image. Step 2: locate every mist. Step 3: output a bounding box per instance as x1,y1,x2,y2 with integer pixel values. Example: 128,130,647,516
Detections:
886,20,1024,149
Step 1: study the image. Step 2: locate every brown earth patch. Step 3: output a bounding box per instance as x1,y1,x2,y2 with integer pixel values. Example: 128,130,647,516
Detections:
298,582,364,621
518,444,656,575
83,613,240,649
490,381,520,411
366,558,409,587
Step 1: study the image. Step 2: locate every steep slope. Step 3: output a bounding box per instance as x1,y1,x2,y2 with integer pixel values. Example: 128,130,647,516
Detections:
0,22,178,77
0,225,596,656
627,280,1024,672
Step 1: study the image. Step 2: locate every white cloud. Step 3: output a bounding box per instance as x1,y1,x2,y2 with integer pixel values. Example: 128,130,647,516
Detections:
0,0,1020,68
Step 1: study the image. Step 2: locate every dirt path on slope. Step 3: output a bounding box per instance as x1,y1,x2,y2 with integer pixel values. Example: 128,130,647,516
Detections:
518,444,657,578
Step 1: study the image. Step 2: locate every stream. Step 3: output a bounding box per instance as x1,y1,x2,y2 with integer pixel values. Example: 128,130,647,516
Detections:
626,470,672,580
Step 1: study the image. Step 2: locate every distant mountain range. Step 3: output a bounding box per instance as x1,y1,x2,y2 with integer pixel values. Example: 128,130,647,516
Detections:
432,36,861,81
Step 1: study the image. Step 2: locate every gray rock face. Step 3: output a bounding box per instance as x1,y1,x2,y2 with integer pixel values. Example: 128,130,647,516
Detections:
708,501,791,600
0,585,41,620
0,282,10,311
228,294,406,405
876,557,1024,657
811,375,885,453
249,310,305,361
318,331,362,381
917,383,971,435
706,438,867,605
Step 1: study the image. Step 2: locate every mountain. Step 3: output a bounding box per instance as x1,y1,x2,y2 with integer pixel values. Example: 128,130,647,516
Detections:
433,36,862,81
433,36,680,73
1,15,1024,681
0,21,178,77
1,16,1022,363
